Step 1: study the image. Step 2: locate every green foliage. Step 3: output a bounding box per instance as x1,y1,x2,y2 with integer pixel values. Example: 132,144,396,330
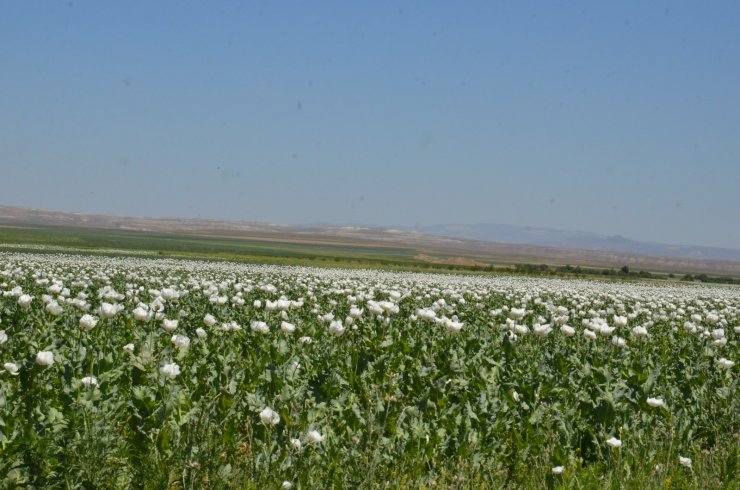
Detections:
0,252,737,488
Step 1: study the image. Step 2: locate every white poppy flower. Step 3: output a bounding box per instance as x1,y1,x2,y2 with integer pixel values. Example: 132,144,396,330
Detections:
162,319,179,332
171,334,190,349
583,329,597,340
46,301,64,316
259,407,280,427
251,321,270,334
646,397,665,408
98,302,123,319
307,430,324,445
560,325,575,336
133,307,151,322
3,362,19,376
79,314,98,331
328,320,345,336
160,363,181,379
606,437,622,448
36,351,55,367
18,294,33,309
717,358,735,369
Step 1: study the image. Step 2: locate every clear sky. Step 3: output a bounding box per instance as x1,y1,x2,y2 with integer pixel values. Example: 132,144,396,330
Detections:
1,1,739,248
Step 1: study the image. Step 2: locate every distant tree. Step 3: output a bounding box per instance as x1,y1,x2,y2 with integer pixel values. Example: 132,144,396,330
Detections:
620,266,630,274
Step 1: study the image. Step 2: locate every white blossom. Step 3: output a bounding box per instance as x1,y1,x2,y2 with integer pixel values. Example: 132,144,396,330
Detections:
3,362,19,376
99,302,124,319
79,314,98,331
560,325,575,336
717,358,735,369
328,320,345,336
646,397,665,408
36,351,55,366
307,430,324,445
606,437,622,448
171,334,190,349
160,362,181,379
251,321,270,334
162,319,179,332
18,294,33,309
259,407,280,426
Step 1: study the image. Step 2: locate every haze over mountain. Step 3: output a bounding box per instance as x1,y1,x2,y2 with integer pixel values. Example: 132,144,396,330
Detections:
4,204,736,269
399,223,740,263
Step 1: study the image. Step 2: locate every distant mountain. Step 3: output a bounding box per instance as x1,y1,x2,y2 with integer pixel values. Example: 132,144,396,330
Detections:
2,205,739,274
403,223,740,263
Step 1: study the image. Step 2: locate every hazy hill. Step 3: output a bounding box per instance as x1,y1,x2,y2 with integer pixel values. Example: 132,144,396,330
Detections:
1,205,739,275
409,224,740,263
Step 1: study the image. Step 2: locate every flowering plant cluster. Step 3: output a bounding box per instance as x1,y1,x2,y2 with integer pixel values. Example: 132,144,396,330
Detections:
0,251,736,487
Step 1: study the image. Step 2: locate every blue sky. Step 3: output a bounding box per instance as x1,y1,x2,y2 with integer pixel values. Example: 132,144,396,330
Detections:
1,1,739,248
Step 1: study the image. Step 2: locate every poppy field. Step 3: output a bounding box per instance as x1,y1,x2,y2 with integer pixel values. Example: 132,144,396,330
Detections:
0,251,737,488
